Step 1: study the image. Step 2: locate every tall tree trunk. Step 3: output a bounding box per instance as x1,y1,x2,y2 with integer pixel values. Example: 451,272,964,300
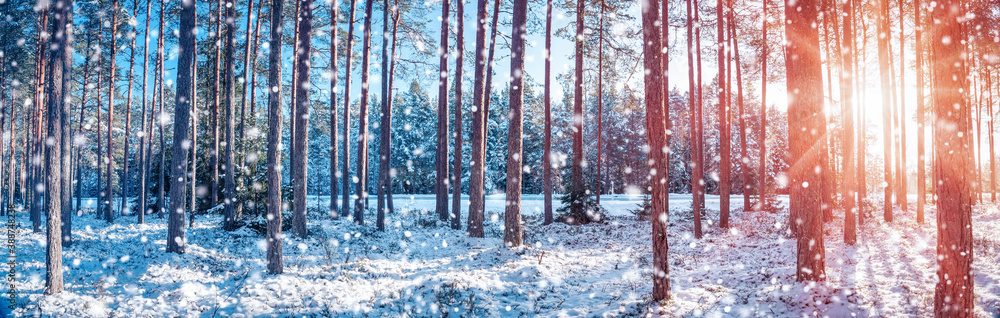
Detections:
342,0,357,217
897,0,907,211
641,0,670,300
353,0,374,225
571,0,584,216
758,0,768,212
120,0,140,217
689,0,704,238
168,0,196,254
819,0,833,223
386,2,399,215
291,0,314,237
989,67,995,203
71,35,92,239
729,3,748,212
467,0,488,237
330,2,340,219
45,0,72,294
877,0,894,222
248,0,265,216
434,0,450,222
210,0,223,209
222,0,242,231
596,0,604,206
857,4,867,224
915,0,925,222
30,5,50,232
156,0,166,219
137,0,153,224
289,0,301,194
235,0,261,222
716,0,730,228
265,0,286,273
504,0,527,248
189,34,199,226
96,22,105,221
449,0,465,231
105,0,119,223
840,0,857,244
785,0,826,282
930,0,973,313
542,0,553,225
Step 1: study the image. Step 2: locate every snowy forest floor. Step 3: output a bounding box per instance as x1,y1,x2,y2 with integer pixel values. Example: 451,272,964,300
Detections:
9,194,1000,317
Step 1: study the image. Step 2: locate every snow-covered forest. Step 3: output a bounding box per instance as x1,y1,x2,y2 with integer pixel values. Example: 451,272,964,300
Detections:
0,0,999,315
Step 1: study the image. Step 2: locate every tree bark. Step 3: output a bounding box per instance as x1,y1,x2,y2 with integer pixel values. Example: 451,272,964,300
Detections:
342,0,356,217
45,0,72,294
596,0,604,206
877,0,894,222
104,0,119,223
785,0,827,282
156,0,166,219
467,0,488,237
641,0,670,300
915,0,925,222
840,0,857,244
137,0,153,224
504,0,527,248
571,0,584,215
729,4,748,212
168,0,197,254
265,0,286,274
758,0,768,212
717,0,730,228
222,0,241,231
353,0,375,225
210,0,223,210
292,0,314,237
435,0,451,222
542,0,553,225
330,2,340,219
119,0,139,217
930,0,974,313
449,0,465,231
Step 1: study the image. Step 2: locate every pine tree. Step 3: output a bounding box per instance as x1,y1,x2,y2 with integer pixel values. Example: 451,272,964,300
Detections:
542,0,553,225
467,0,488,238
354,0,375,225
450,0,466,231
342,0,357,217
330,1,340,219
222,0,241,231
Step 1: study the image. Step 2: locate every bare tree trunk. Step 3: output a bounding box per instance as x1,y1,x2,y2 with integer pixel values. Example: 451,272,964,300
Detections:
105,0,119,223
30,5,50,232
342,0,357,217
688,0,704,239
930,0,973,313
291,0,314,237
785,0,826,282
189,35,199,226
596,0,604,206
168,0,197,254
716,0,730,228
265,0,286,273
210,0,223,209
385,2,399,215
542,0,553,225
897,0,907,211
729,4,748,212
467,0,488,237
120,0,140,217
45,0,72,294
877,0,894,222
504,0,528,248
330,2,340,219
841,0,857,244
353,0,375,225
156,0,166,219
641,0,670,300
71,34,92,239
96,22,104,221
222,0,241,231
989,67,995,203
235,0,261,222
434,0,450,222
571,0,584,215
758,0,768,212
137,0,153,224
915,0,925,222
449,0,465,231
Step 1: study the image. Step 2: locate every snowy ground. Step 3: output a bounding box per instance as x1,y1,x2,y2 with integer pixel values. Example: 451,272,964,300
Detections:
8,194,1000,317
